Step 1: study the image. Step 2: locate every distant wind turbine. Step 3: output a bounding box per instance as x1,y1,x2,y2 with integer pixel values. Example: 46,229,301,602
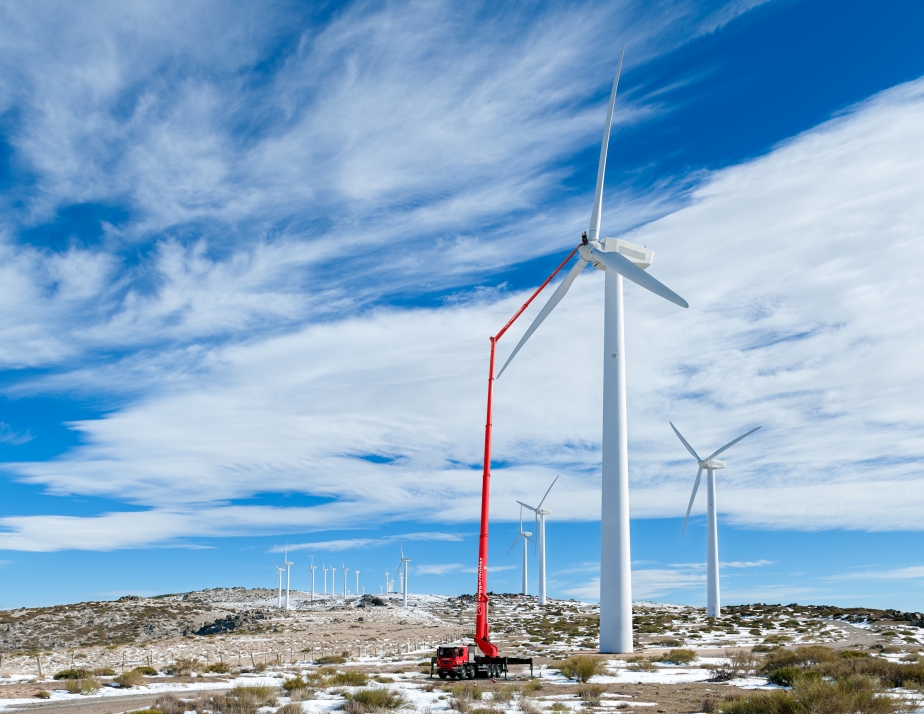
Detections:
518,475,558,605
507,503,533,596
670,422,761,617
342,563,349,600
308,557,317,603
274,562,284,609
283,548,293,611
396,544,411,607
355,570,360,598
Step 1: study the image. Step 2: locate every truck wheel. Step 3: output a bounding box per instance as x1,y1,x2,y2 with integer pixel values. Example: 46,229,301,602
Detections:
438,672,447,679
468,665,476,680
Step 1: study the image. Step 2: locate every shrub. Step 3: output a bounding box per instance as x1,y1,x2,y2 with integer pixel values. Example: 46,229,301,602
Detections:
133,666,158,676
206,662,231,673
54,669,91,680
283,675,310,692
449,683,482,701
277,704,304,714
317,654,347,665
330,671,369,686
289,687,316,702
153,693,186,714
94,667,117,676
35,690,51,699
66,677,100,695
232,685,278,706
343,687,407,713
718,675,902,714
652,638,683,648
711,650,759,681
129,710,164,714
767,667,820,687
576,683,605,705
626,657,656,673
115,669,145,688
659,649,697,665
518,679,543,696
490,686,515,704
761,645,838,673
165,658,202,676
373,675,394,683
558,655,604,682
519,700,542,714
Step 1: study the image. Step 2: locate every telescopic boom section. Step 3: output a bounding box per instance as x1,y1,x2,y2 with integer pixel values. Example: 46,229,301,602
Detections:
474,245,580,658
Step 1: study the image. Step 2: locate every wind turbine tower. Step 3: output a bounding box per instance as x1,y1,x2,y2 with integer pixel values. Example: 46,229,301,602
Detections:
671,422,760,617
518,475,558,605
309,558,317,603
396,545,411,607
323,564,329,595
343,564,349,599
284,549,293,611
275,564,284,609
355,570,360,597
507,504,533,596
496,52,688,651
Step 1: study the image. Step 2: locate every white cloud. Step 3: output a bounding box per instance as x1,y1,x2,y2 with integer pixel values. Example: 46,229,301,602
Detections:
278,532,464,553
2,7,924,552
722,560,773,568
833,566,924,581
417,563,465,576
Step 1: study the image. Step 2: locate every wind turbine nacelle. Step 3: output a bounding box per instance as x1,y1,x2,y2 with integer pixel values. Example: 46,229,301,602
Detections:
702,459,726,470
593,238,653,271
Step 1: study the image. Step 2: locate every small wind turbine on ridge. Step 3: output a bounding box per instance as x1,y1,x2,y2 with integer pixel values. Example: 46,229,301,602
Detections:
507,503,533,596
396,544,411,607
283,547,293,611
670,422,760,617
517,475,558,605
308,557,317,603
274,561,284,609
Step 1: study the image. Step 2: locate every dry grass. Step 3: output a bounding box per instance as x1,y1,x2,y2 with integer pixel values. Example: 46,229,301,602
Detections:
166,657,202,676
53,668,91,680
115,669,145,687
576,683,606,705
518,680,543,696
277,704,304,714
718,675,904,714
519,700,542,714
626,657,657,673
558,655,604,682
35,690,51,699
66,677,100,695
330,671,369,686
711,650,759,681
342,687,407,713
658,648,697,665
153,693,187,714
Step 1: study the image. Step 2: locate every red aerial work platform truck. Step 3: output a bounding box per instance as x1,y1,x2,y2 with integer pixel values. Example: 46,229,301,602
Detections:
431,247,580,681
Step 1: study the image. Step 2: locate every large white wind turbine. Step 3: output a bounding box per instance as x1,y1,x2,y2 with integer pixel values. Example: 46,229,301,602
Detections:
507,504,533,596
355,570,360,597
517,475,558,606
284,549,293,611
670,422,760,617
496,52,688,652
343,563,349,600
396,545,411,607
323,563,329,596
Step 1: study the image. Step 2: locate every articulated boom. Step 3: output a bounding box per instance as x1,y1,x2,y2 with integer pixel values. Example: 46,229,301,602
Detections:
473,246,579,658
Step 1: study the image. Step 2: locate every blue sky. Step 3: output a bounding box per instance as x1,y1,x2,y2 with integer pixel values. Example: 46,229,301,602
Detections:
1,0,924,611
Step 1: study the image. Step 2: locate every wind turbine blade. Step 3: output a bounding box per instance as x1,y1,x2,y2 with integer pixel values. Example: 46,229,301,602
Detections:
705,426,762,461
681,467,703,538
497,258,588,379
537,475,559,510
588,48,625,244
533,512,539,555
519,504,524,534
589,247,688,308
507,533,523,556
516,500,538,512
670,422,701,461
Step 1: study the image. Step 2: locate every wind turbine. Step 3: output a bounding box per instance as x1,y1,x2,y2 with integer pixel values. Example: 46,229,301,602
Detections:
495,52,688,652
331,565,337,600
274,563,284,608
342,563,349,600
284,548,293,611
323,563,329,596
396,545,411,607
671,422,760,618
355,570,360,597
309,558,317,603
517,475,558,605
507,504,533,596
385,570,390,594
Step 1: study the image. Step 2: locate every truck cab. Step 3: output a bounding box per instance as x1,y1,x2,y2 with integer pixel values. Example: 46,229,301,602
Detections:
436,645,474,679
